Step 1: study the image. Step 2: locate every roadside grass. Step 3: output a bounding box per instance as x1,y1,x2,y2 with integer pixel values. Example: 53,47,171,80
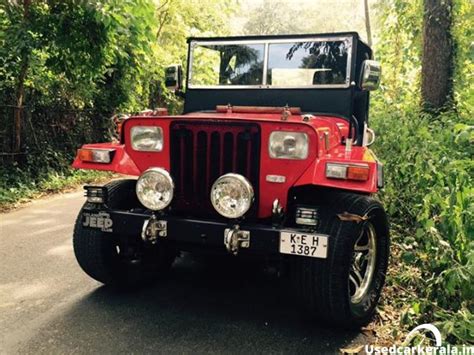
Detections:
367,105,473,345
366,226,426,345
0,169,115,212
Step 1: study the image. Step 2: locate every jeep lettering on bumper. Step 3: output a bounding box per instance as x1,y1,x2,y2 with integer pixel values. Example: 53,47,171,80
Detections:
82,212,113,232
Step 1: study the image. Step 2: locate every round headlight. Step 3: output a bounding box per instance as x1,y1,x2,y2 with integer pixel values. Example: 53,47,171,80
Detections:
210,173,254,218
136,168,174,210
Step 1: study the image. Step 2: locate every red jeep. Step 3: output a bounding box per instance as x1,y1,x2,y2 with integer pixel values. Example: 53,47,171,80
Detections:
72,32,389,328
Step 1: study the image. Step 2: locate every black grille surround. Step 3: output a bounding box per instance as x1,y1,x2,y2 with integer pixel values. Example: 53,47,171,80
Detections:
170,120,260,219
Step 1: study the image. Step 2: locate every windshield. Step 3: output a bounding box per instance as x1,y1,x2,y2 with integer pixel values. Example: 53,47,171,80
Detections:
188,37,352,88
190,43,265,86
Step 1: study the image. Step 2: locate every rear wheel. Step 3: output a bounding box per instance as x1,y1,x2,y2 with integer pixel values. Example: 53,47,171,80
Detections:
291,192,390,328
73,179,176,287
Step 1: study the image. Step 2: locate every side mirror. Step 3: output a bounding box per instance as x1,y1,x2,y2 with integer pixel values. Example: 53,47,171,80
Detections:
165,64,183,92
360,60,381,91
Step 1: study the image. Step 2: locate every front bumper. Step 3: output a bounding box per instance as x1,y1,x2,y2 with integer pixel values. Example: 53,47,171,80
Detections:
81,208,326,257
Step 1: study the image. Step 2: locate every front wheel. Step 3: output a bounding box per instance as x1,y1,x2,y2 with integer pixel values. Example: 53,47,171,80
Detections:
291,192,390,328
73,179,176,287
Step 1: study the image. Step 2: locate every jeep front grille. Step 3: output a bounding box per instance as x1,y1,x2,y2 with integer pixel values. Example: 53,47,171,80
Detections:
170,120,260,218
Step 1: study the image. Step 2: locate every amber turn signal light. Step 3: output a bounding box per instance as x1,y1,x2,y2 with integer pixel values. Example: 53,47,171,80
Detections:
347,165,370,181
78,148,114,164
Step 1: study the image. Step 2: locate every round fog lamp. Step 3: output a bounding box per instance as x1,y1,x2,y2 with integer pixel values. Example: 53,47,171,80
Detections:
136,167,174,210
210,173,254,218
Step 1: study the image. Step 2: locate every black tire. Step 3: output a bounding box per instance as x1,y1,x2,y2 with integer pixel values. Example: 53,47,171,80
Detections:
73,179,176,287
290,192,390,328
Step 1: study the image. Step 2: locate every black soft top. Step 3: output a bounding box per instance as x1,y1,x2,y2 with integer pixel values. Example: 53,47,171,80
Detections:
186,31,368,46
183,32,372,130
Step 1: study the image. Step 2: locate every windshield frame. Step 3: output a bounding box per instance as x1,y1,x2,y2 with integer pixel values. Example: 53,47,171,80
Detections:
187,36,353,90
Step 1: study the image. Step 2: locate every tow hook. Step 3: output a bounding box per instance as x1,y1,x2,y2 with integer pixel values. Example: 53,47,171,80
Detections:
141,215,167,244
224,225,250,255
272,198,284,225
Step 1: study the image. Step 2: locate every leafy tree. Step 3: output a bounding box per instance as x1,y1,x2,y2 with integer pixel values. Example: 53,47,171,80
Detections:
243,0,307,35
1,1,119,151
0,0,236,204
241,0,371,41
1,0,35,153
152,0,237,110
372,0,423,109
372,0,473,344
0,0,236,152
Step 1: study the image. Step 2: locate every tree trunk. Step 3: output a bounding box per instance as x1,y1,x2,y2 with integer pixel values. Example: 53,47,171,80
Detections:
13,0,31,154
421,0,454,111
364,0,372,47
14,61,28,153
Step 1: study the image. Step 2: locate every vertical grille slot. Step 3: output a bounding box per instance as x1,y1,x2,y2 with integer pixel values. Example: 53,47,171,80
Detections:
250,131,260,187
183,129,194,197
223,132,234,173
210,131,221,185
236,131,250,176
170,121,260,218
196,131,207,201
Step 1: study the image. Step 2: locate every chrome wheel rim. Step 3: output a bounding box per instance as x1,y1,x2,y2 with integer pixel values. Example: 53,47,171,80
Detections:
349,222,377,304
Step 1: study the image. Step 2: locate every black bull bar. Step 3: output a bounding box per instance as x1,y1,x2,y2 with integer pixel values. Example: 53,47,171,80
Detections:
82,209,285,254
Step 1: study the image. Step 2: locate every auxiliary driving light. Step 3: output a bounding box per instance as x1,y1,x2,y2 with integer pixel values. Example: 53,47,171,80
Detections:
136,167,174,211
295,206,319,226
210,173,254,219
84,186,107,204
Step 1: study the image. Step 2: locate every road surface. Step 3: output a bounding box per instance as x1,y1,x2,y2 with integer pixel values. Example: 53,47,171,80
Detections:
0,189,371,354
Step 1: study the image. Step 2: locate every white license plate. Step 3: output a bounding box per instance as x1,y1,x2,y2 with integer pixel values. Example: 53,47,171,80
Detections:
280,231,328,259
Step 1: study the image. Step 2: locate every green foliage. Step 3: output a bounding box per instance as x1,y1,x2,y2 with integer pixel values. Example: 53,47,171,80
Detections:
372,0,423,110
0,160,113,209
152,0,237,112
0,0,236,207
372,109,473,340
242,0,371,38
452,0,474,119
243,0,310,35
372,0,473,344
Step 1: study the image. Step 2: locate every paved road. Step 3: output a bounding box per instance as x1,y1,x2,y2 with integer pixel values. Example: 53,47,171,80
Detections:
0,190,370,354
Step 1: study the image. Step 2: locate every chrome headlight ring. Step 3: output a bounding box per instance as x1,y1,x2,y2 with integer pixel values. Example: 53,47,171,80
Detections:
210,173,254,219
136,167,174,211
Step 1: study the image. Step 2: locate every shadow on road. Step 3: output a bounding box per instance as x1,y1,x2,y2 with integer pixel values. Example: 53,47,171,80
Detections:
24,254,368,353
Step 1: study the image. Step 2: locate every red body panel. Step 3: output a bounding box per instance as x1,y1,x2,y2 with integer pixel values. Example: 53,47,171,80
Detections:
72,112,379,218
72,142,141,176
